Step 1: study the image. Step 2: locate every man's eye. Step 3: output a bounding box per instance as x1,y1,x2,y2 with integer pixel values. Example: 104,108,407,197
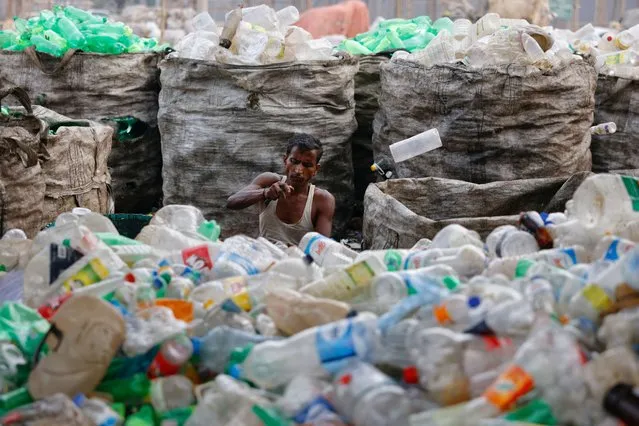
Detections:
303,163,313,168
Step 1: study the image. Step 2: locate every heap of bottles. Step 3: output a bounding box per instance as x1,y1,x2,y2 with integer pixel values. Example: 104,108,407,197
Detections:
0,6,170,57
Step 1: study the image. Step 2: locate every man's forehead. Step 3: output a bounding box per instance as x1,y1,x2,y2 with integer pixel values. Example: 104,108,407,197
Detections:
288,147,319,162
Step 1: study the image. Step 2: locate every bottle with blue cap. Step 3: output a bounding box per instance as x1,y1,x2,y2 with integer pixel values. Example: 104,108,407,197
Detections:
72,393,122,426
416,294,484,331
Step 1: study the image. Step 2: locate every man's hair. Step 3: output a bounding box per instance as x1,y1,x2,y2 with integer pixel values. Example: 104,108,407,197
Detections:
286,134,323,163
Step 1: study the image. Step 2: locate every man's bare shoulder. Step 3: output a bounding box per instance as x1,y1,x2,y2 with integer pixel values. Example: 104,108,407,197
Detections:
313,187,335,209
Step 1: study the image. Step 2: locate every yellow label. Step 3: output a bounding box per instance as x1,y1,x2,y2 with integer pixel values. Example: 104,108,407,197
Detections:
345,262,375,287
62,258,109,292
231,291,252,311
582,284,613,312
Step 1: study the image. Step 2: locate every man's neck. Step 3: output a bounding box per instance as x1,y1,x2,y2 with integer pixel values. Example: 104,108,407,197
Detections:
291,182,310,195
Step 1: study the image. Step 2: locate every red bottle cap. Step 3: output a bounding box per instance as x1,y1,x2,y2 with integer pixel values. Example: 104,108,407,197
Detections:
403,366,419,384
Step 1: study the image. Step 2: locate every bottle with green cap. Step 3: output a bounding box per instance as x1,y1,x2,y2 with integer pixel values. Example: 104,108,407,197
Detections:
503,398,558,425
0,386,33,414
365,265,460,314
85,34,126,55
198,220,221,242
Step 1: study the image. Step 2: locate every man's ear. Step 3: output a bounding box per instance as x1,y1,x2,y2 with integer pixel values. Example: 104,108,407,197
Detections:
283,154,288,165
315,163,321,174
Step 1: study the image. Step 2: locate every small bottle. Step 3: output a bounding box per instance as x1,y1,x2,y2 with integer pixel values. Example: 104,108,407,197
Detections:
389,128,442,163
147,334,194,378
590,122,617,135
220,7,242,49
371,162,394,179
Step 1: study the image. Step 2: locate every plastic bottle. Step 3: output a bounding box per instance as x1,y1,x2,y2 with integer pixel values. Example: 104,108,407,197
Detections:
212,236,283,278
522,33,545,63
593,235,636,262
276,6,300,30
72,394,122,426
267,255,323,286
227,312,379,389
404,245,487,277
264,288,352,335
452,19,471,40
412,31,455,67
367,266,459,313
616,23,639,49
299,232,357,267
485,246,586,278
54,16,85,49
220,7,242,49
590,122,617,135
300,257,386,301
418,294,483,329
148,334,194,379
499,18,529,28
150,375,194,412
166,243,221,274
332,361,412,426
472,13,501,41
430,224,483,250
193,326,272,374
355,249,411,272
0,30,18,49
31,34,66,57
469,299,536,336
596,50,639,71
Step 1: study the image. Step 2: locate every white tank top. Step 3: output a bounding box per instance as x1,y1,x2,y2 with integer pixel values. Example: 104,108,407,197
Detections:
259,182,316,246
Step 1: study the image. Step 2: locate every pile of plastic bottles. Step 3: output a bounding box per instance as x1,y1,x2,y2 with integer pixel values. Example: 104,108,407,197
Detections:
174,5,336,65
0,6,169,57
1,173,639,425
549,23,639,78
339,13,577,70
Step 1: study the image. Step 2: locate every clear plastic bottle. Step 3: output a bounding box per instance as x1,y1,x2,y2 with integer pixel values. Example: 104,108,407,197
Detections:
300,257,386,301
212,235,284,278
452,19,472,41
150,375,194,412
430,224,483,250
355,249,411,272
192,12,217,32
472,13,501,41
417,294,483,329
590,122,617,135
477,299,536,337
72,394,122,426
276,6,300,30
192,325,272,374
412,31,455,67
593,235,636,262
299,232,357,267
332,360,412,426
389,128,443,163
227,312,379,389
615,23,639,49
148,334,194,378
404,245,487,277
521,33,545,63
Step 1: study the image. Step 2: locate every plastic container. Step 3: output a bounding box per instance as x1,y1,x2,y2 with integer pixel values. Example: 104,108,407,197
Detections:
299,232,357,267
148,334,194,378
590,122,617,135
389,128,443,163
404,245,487,277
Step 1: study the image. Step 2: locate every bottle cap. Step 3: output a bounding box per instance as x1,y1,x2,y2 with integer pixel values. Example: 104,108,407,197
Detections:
370,163,378,172
229,344,254,366
514,259,535,278
72,393,86,407
443,276,460,291
190,337,201,357
403,366,419,384
468,296,481,308
0,387,33,411
227,364,242,380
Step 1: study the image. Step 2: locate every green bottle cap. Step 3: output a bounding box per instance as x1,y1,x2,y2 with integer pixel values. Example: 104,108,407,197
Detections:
515,259,535,278
443,276,460,291
251,405,293,426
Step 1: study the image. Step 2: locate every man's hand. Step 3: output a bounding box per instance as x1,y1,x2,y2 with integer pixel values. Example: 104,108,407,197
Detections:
264,181,293,201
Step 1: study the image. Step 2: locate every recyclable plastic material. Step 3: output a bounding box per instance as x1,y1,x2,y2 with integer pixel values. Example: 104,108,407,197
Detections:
389,128,443,163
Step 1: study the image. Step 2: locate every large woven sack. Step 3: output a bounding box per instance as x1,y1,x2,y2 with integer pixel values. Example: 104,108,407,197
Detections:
373,60,595,183
0,84,47,238
0,50,162,213
33,107,113,226
363,172,591,249
353,55,388,208
592,75,639,172
159,56,358,238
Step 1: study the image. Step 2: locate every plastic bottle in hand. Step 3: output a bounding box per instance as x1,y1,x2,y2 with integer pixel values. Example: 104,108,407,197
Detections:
227,312,379,389
332,360,412,426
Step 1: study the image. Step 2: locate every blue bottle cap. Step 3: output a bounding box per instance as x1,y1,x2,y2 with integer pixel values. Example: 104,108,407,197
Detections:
468,296,481,308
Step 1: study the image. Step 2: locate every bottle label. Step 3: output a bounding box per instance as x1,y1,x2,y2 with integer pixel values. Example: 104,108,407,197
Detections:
224,252,259,275
181,245,214,271
582,284,613,312
604,239,622,261
49,243,83,284
345,261,375,287
484,365,534,411
293,396,339,424
62,258,109,292
315,318,372,366
304,234,329,262
622,176,639,212
384,251,403,272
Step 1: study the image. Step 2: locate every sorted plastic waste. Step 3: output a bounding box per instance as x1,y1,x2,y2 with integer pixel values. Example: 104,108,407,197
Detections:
0,6,169,57
1,173,639,425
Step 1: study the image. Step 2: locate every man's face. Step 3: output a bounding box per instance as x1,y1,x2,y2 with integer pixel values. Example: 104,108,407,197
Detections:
284,146,320,187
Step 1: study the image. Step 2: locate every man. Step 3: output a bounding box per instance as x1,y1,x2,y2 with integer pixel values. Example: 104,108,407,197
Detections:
227,134,336,246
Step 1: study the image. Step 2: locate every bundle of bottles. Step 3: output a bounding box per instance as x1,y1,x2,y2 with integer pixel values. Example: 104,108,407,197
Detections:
0,6,170,57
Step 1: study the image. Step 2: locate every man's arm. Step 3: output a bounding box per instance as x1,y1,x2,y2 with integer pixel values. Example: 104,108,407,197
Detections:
314,190,336,237
227,172,283,210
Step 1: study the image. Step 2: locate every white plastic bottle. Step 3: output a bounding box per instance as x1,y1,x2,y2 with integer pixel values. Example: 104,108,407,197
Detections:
481,299,536,336
136,225,209,251
452,19,472,40
300,257,386,301
227,312,379,389
484,246,586,278
593,235,636,262
276,5,300,30
417,294,483,329
192,11,217,32
590,122,617,135
413,31,455,67
522,33,546,63
267,256,323,286
332,360,412,426
213,235,283,278
71,208,118,234
616,24,639,49
471,13,501,41
299,232,357,267
389,128,443,163
0,229,30,272
355,249,411,272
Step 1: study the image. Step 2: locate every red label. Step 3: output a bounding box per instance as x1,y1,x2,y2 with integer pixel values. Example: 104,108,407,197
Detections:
181,245,213,270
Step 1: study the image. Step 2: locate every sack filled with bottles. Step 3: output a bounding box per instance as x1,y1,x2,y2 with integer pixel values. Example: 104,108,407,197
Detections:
0,6,170,57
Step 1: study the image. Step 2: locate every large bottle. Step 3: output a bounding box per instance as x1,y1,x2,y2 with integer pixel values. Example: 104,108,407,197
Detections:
299,232,357,267
403,245,487,277
227,312,379,389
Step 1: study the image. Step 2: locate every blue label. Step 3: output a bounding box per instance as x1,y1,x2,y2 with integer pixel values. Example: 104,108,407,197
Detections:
304,234,325,256
225,252,259,275
604,239,621,262
293,396,339,423
315,320,357,364
562,248,578,265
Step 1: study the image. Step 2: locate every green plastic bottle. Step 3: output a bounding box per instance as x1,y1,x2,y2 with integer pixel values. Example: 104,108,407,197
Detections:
13,18,29,34
159,406,195,426
55,16,85,49
198,220,221,242
0,31,17,49
124,404,156,426
432,17,454,34
38,10,56,30
64,5,96,24
341,39,372,55
85,34,126,54
379,18,408,29
386,28,405,50
96,373,151,404
403,31,435,52
31,34,66,57
396,23,418,40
